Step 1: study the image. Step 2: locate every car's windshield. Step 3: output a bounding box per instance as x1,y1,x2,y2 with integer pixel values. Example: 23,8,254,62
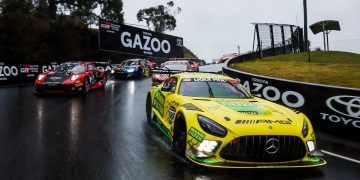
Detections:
121,60,138,66
55,63,85,73
179,79,250,98
164,64,188,71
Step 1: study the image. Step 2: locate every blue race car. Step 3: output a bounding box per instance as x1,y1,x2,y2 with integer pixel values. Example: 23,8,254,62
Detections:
111,59,149,79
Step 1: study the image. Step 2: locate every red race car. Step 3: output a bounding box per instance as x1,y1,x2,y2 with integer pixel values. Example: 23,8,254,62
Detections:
35,61,107,94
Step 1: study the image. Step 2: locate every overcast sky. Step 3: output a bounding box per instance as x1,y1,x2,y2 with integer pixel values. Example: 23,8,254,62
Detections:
122,0,360,61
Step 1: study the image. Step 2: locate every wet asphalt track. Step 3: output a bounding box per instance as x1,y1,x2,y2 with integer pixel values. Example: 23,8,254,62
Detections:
0,77,360,180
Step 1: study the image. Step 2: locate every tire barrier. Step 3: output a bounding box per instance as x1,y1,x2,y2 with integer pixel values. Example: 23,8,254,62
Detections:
0,62,58,86
223,60,360,142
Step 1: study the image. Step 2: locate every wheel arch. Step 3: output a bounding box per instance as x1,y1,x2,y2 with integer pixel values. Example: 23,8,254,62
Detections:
173,110,187,137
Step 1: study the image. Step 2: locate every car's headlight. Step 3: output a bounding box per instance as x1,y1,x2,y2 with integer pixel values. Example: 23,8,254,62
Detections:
71,75,79,81
37,74,45,80
197,140,219,153
307,141,315,152
198,115,227,137
302,119,309,138
127,68,136,72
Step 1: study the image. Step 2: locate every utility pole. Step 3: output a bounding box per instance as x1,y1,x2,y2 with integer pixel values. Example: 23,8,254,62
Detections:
303,0,311,62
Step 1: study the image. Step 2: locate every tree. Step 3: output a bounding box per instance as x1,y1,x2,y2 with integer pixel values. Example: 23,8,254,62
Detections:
0,0,37,60
100,0,124,23
137,1,181,32
34,0,124,24
0,0,125,61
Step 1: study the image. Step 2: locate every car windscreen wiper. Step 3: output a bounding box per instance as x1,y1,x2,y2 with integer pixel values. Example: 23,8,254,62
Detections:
206,82,214,98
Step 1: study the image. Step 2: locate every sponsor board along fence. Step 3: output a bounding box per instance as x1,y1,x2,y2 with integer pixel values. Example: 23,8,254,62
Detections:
223,60,360,142
0,62,58,86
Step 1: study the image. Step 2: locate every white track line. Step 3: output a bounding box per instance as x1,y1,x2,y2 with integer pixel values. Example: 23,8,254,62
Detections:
321,150,360,165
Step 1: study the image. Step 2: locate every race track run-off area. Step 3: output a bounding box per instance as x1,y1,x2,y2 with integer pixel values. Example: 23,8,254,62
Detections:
0,67,359,179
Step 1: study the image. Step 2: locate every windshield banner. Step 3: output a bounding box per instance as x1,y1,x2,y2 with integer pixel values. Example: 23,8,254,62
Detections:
99,19,184,58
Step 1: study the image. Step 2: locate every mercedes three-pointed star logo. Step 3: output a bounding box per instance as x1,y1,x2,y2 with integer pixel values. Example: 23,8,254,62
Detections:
265,138,280,154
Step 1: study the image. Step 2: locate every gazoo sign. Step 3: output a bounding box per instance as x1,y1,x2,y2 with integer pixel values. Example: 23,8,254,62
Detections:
99,19,184,58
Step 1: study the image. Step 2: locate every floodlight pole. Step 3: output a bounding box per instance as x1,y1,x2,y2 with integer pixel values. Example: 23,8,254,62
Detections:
303,0,310,62
322,22,326,51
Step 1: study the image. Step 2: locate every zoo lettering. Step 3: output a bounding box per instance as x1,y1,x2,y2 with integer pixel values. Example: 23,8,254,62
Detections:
242,79,305,108
120,31,171,54
0,65,19,77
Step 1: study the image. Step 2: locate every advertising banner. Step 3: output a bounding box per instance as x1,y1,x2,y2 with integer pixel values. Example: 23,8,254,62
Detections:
223,65,360,141
99,19,184,58
0,62,58,86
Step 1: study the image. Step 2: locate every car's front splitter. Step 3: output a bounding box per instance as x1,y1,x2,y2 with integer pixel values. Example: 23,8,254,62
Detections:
186,149,326,168
35,83,83,94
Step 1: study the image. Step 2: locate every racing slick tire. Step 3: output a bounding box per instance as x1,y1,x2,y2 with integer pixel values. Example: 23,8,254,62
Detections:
34,85,43,95
146,95,153,124
81,77,90,95
173,114,187,157
101,75,107,89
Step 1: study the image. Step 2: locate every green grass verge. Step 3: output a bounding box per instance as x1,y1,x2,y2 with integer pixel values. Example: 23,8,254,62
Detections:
229,51,360,89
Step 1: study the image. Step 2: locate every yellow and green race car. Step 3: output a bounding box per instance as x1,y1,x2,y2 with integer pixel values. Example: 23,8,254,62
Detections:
145,73,326,168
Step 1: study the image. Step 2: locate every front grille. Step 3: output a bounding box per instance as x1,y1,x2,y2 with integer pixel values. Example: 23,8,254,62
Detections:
45,73,68,84
220,136,306,162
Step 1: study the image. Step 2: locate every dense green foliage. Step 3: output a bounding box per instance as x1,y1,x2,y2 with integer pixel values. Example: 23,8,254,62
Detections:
137,1,181,33
230,51,360,88
0,0,189,62
0,0,124,62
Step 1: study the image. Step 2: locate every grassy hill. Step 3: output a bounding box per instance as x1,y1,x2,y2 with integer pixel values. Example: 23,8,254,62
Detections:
229,51,360,88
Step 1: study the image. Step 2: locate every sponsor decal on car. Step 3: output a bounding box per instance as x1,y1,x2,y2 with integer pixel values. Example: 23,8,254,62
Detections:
188,127,205,142
168,107,176,124
75,83,83,87
153,90,165,117
235,119,292,125
192,78,227,82
216,99,268,115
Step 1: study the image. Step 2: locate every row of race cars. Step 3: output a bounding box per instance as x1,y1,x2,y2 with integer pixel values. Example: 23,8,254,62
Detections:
34,59,199,94
34,59,326,168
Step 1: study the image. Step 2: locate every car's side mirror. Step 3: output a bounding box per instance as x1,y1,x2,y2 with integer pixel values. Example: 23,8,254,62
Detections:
251,90,261,97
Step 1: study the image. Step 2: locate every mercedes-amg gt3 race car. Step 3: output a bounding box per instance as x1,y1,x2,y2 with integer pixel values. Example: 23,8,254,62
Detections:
35,61,107,94
146,73,326,168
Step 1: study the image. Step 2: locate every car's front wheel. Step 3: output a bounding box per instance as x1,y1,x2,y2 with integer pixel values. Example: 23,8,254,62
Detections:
101,75,107,89
173,114,187,156
81,78,90,95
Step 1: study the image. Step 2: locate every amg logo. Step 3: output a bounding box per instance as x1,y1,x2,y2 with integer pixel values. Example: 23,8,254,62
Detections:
235,119,292,125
